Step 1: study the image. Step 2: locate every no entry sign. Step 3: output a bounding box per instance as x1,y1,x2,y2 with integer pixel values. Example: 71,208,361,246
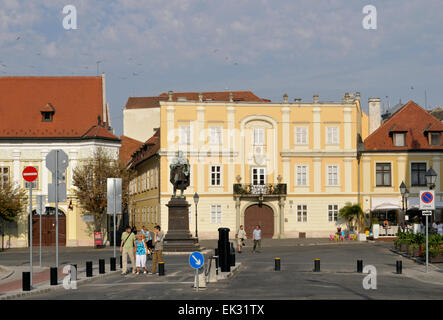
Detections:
420,190,435,210
23,166,38,182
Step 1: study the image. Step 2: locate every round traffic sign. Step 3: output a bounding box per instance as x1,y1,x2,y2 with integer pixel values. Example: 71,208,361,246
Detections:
421,192,433,204
189,251,204,269
22,166,38,182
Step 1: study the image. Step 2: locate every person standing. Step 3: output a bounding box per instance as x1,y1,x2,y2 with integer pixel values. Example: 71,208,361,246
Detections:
120,226,136,275
141,226,153,260
252,225,262,253
134,233,148,274
236,225,247,253
149,225,165,275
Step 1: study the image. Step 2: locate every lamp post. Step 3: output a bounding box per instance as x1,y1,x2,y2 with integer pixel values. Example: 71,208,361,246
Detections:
399,181,409,231
424,167,438,273
193,193,199,240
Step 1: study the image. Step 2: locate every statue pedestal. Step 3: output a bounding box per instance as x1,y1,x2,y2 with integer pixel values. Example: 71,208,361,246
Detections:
163,197,200,252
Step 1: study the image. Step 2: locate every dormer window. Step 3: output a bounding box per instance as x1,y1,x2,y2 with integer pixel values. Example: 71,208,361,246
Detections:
42,112,53,122
430,132,441,146
393,133,405,146
40,103,55,122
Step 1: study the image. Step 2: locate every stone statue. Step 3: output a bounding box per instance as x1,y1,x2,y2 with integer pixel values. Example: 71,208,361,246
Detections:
170,151,190,198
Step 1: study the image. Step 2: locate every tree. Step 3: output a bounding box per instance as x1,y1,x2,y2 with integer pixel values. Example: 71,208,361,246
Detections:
72,147,133,235
0,182,27,250
339,202,364,232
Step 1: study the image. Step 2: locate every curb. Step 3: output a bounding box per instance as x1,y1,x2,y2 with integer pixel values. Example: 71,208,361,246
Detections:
163,249,211,255
0,269,120,300
0,266,14,282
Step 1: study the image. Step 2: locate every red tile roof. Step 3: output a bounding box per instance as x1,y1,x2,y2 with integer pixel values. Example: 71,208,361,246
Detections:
0,76,117,140
129,130,160,168
125,96,168,109
364,101,443,151
119,135,144,165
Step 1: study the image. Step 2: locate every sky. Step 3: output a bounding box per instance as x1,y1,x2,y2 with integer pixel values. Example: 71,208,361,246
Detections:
1,0,443,136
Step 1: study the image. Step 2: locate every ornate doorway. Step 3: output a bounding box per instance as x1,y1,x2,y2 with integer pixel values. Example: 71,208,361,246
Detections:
244,204,274,239
30,207,66,247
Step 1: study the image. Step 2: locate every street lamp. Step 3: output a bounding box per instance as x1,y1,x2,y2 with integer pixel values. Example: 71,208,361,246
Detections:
193,192,199,240
425,167,437,190
399,181,409,231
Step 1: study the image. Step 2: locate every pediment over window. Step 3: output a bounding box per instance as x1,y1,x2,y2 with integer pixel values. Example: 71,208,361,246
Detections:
40,103,55,122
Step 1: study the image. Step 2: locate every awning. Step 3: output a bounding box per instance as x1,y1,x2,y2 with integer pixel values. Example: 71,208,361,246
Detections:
371,197,401,211
407,197,443,209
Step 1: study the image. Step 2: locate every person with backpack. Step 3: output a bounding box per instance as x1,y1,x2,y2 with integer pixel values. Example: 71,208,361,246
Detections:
120,226,136,275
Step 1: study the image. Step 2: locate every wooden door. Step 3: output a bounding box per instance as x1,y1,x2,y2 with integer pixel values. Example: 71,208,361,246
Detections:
31,215,66,247
244,204,274,239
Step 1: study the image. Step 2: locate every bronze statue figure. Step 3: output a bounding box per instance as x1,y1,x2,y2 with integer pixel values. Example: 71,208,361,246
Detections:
170,151,190,198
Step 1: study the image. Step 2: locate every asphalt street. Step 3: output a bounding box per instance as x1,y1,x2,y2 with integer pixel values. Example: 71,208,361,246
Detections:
11,242,443,300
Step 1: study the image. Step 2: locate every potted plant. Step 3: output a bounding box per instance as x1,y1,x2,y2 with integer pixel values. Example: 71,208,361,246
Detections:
339,203,366,241
408,243,420,257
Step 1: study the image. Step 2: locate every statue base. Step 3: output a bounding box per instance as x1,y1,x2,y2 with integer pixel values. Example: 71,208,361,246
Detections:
163,197,200,252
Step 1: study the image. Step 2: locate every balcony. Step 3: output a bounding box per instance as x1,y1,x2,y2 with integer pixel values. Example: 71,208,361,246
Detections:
233,183,287,196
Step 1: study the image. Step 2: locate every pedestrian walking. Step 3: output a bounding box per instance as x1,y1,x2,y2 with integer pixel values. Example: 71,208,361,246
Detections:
252,225,262,253
149,225,165,275
134,232,148,274
120,226,136,275
236,225,247,253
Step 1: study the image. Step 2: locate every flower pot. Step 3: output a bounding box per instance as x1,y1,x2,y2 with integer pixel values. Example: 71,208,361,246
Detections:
430,253,443,263
400,243,408,252
357,233,367,241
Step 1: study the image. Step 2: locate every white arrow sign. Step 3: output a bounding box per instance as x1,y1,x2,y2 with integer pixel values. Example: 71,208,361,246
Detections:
192,255,201,266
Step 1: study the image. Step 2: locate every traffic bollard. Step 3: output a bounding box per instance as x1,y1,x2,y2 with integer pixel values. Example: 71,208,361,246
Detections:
158,262,165,276
218,228,231,272
22,272,31,291
275,257,281,271
86,261,93,277
357,260,363,273
50,267,58,285
314,259,321,272
396,260,402,274
120,255,122,269
71,264,77,281
99,259,105,274
110,257,116,271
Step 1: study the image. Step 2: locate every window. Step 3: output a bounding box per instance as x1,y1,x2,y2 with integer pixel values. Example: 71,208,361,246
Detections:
376,163,391,186
430,132,441,146
41,112,53,122
411,163,427,186
253,128,265,146
179,125,191,144
327,127,339,144
297,205,307,222
0,167,9,188
393,133,405,147
211,205,222,224
327,165,339,186
295,127,308,145
328,205,338,222
210,165,221,186
296,165,307,186
209,126,222,145
252,167,266,185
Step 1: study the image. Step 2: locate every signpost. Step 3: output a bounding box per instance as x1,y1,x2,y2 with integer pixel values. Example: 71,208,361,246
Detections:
36,195,45,267
420,190,435,273
46,149,69,268
107,178,122,258
189,251,204,292
23,166,38,287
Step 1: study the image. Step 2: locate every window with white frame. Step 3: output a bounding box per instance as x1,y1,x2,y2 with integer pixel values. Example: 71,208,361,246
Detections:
209,126,222,145
328,205,338,222
327,165,339,186
179,125,191,144
0,167,10,188
326,127,339,145
296,165,308,186
253,128,265,146
210,165,221,186
210,205,222,224
393,133,406,147
295,127,308,145
297,205,307,222
251,167,266,186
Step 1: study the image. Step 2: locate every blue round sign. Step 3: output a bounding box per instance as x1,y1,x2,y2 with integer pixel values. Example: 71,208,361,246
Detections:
422,192,433,204
189,251,204,269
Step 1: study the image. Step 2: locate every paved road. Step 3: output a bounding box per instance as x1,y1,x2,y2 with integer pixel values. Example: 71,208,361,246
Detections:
17,242,443,300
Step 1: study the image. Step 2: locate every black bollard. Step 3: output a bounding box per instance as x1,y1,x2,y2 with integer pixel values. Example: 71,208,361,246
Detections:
396,260,402,274
314,259,320,272
71,264,77,281
86,261,93,277
22,272,31,291
218,228,231,272
50,267,58,285
110,257,116,271
99,259,105,274
120,255,122,269
275,258,281,271
357,260,363,273
158,262,165,276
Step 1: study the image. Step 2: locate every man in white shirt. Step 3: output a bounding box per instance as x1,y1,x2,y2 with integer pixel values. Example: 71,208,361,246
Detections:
252,225,262,253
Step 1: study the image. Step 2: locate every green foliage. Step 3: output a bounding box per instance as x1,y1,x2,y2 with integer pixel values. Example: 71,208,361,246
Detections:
0,182,27,222
338,203,364,232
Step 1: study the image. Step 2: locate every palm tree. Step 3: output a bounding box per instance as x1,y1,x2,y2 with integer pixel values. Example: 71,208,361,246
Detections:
339,203,364,233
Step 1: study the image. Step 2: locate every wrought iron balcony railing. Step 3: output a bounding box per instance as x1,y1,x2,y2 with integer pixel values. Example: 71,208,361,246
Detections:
233,183,287,196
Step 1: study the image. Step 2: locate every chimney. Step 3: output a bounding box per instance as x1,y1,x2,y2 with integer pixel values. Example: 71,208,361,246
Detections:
369,98,381,134
168,90,173,102
229,92,233,103
313,94,319,103
294,98,302,102
198,92,203,102
355,92,361,101
283,93,288,103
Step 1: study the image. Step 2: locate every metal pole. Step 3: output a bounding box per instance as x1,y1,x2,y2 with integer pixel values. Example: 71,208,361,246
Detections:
113,179,116,258
29,184,33,287
426,214,429,273
55,150,59,268
39,198,41,268
195,205,198,239
196,268,199,292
